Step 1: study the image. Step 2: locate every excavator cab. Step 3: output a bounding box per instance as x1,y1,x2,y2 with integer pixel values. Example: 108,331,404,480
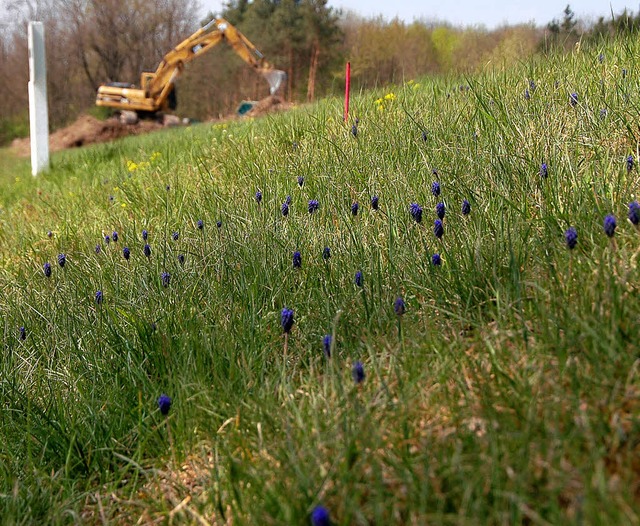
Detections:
140,73,156,94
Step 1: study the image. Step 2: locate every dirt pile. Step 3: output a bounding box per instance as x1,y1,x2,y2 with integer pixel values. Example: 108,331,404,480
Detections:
11,114,166,157
10,95,292,157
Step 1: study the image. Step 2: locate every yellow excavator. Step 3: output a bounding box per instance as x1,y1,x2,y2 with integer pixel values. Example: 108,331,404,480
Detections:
95,17,286,115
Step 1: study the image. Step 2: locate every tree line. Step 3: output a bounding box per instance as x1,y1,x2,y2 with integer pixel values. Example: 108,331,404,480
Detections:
0,1,637,146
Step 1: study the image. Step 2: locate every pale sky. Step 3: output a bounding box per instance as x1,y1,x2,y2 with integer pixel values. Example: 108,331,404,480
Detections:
200,1,638,28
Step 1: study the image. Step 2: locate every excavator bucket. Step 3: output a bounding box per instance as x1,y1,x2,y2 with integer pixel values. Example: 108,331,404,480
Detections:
261,69,287,95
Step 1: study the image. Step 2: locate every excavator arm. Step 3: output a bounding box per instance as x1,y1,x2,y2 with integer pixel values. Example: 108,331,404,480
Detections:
96,18,286,114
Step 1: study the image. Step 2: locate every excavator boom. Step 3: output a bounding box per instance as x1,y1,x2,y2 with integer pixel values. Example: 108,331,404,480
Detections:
96,18,285,114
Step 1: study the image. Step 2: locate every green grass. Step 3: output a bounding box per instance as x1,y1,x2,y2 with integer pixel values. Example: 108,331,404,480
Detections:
1,37,639,525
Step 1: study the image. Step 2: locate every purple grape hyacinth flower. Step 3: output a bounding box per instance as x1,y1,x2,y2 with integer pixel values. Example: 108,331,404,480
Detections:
57,253,66,268
293,251,302,268
95,290,103,304
436,202,445,220
394,296,406,316
432,253,442,266
123,247,130,260
434,219,444,239
161,272,171,287
604,215,617,237
308,199,319,214
540,163,548,178
255,190,262,204
431,181,441,197
112,231,118,242
281,307,295,334
410,203,423,224
95,244,101,254
628,201,640,225
297,176,304,187
281,202,289,216
47,230,53,238
197,219,204,230
322,335,332,358
352,361,365,384
178,254,185,265
142,229,148,241
351,123,358,137
19,326,26,340
627,155,634,172
144,244,151,258
462,199,471,215
322,246,331,260
43,262,52,278
565,227,578,249
570,92,578,106
157,394,172,416
285,195,292,205
355,270,363,287
104,235,110,245
216,220,222,229
311,505,331,526
371,195,379,210
172,231,179,241
351,202,359,216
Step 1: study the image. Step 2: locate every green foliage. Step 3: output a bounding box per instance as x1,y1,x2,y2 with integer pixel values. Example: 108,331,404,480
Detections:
431,26,461,71
1,33,640,525
547,4,640,51
86,105,114,121
0,114,29,147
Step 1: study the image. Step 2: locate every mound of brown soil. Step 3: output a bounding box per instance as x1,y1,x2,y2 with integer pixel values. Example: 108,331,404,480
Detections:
10,95,293,157
11,114,165,157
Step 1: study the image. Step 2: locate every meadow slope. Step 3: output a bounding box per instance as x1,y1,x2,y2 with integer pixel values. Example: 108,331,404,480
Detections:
0,38,639,525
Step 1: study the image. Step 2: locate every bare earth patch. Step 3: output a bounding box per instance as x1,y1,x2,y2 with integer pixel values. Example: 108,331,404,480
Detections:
10,96,292,157
10,114,165,157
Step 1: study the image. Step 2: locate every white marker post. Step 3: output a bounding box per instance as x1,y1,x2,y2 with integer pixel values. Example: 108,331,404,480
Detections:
28,21,49,175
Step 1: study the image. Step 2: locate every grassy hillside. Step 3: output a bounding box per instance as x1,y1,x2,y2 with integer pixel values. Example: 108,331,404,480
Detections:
1,37,639,525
